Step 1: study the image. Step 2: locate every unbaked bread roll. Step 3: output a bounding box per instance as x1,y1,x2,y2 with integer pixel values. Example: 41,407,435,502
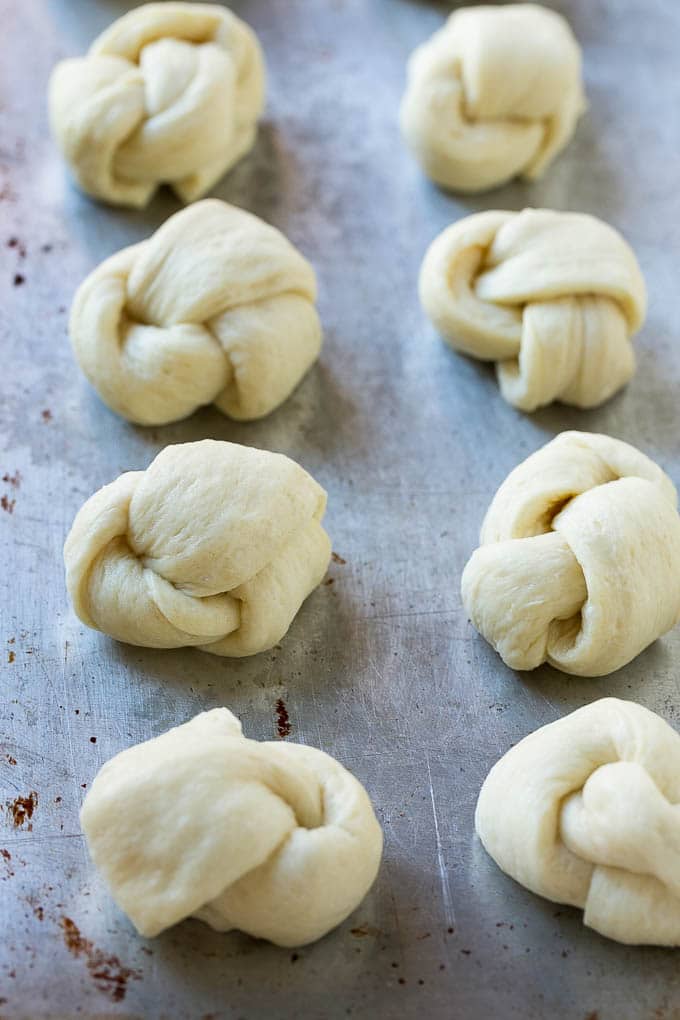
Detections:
400,4,585,192
476,698,680,946
81,708,383,945
64,441,331,656
461,432,680,676
49,3,264,207
70,200,321,424
420,209,646,412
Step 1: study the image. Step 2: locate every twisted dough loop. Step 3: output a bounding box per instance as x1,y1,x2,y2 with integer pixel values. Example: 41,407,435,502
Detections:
81,709,383,946
400,4,586,192
420,210,646,411
461,432,680,676
64,441,331,657
48,2,264,207
476,699,680,946
70,200,321,425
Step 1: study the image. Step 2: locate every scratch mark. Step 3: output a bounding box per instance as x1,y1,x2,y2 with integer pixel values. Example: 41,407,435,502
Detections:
60,632,80,819
357,609,456,623
425,749,457,936
13,514,69,528
525,685,558,715
387,878,406,970
1,832,84,847
11,539,48,553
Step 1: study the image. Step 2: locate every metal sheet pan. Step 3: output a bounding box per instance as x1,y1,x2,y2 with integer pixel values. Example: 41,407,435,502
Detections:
2,1,680,1016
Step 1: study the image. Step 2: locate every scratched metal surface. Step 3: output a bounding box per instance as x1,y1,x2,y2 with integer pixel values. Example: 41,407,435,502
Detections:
1,0,680,1017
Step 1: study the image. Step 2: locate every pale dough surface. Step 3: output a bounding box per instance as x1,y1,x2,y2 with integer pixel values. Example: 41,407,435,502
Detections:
476,698,680,946
64,440,331,656
49,2,264,207
80,708,383,946
400,4,586,192
461,431,680,676
419,209,646,412
70,199,322,424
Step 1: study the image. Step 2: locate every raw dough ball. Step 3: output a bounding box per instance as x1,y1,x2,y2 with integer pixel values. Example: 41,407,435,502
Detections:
400,4,586,192
70,200,322,424
49,2,264,207
476,698,680,946
81,708,383,946
419,209,646,412
64,440,331,656
461,432,680,676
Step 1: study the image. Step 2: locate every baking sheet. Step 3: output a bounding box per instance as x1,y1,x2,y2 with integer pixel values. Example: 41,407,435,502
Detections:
2,0,680,1016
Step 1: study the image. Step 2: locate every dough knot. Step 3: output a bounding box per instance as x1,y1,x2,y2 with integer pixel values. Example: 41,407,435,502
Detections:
64,440,331,656
400,4,586,192
49,2,265,207
461,431,680,676
80,709,384,945
420,209,646,411
476,698,680,945
69,200,321,424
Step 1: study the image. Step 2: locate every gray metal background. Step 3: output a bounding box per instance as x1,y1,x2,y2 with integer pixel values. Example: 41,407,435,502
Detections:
2,0,679,1017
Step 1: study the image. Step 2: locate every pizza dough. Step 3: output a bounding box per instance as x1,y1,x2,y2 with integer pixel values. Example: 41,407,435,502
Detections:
48,3,264,207
400,4,586,192
419,209,646,412
64,441,331,656
69,200,322,424
461,431,680,676
81,708,383,946
476,698,680,946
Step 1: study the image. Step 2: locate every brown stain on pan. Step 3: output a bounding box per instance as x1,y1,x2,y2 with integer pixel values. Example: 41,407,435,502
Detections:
275,698,291,738
6,792,37,829
59,917,142,1003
